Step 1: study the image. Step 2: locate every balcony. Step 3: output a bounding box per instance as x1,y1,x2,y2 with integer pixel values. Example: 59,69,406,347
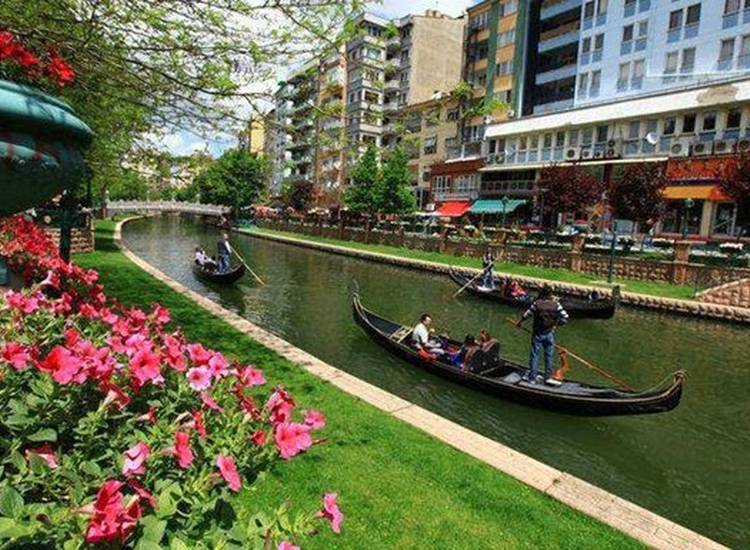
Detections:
540,0,582,20
538,28,580,53
385,79,400,92
532,98,574,115
433,190,479,202
535,64,577,85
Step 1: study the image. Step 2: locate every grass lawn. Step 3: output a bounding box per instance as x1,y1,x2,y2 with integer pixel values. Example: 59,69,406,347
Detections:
76,221,641,549
245,227,696,302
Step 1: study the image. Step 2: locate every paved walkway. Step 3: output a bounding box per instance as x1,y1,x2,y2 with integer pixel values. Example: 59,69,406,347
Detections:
114,219,727,550
242,228,750,325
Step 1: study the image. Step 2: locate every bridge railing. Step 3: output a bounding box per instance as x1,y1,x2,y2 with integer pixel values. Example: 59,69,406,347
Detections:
105,200,231,217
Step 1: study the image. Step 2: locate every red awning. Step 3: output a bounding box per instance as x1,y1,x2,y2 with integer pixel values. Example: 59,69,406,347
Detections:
437,200,472,217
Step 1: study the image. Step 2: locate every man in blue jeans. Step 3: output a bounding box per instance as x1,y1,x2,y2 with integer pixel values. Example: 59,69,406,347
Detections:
216,233,233,274
517,286,569,386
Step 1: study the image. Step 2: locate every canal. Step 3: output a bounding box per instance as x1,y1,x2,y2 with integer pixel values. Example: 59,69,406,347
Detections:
123,216,749,548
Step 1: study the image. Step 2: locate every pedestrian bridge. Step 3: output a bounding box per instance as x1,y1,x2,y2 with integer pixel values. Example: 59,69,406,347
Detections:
105,200,231,217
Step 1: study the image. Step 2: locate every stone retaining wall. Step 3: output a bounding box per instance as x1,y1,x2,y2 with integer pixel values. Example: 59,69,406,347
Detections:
42,224,95,254
697,278,750,309
244,227,750,325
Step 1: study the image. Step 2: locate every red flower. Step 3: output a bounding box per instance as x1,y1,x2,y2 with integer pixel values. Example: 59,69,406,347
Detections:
192,410,207,439
0,32,15,60
136,405,157,424
2,342,31,371
187,343,212,366
101,381,131,410
266,387,296,424
129,348,163,388
237,366,266,387
25,444,58,469
216,454,242,492
317,493,343,534
38,346,83,385
151,304,170,326
122,442,150,477
303,410,326,430
83,480,141,544
162,334,186,372
277,542,300,550
127,479,157,510
250,429,266,446
273,422,312,460
173,431,193,469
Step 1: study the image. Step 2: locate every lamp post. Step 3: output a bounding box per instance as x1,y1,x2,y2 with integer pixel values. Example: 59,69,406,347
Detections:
681,197,695,239
501,195,509,229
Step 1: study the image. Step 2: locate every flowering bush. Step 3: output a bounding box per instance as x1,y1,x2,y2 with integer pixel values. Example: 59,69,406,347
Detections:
0,216,342,548
0,31,74,87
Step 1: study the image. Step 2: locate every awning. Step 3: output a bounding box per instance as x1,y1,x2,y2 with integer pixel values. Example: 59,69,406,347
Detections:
470,199,527,214
437,200,472,217
663,185,729,201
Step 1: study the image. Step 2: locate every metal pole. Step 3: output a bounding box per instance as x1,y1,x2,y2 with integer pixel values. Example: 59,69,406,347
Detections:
607,225,617,284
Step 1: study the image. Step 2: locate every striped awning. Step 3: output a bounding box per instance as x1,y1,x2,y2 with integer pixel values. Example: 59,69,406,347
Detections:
470,199,528,214
662,185,729,201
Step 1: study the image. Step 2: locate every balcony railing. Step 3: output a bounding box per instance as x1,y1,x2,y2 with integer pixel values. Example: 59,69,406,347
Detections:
538,29,580,53
433,190,479,202
540,0,582,20
535,64,577,85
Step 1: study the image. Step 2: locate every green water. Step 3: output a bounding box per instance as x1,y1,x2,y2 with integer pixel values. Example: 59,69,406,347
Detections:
124,216,749,548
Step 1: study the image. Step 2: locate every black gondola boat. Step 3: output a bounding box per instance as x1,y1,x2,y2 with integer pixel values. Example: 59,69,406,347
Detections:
352,292,684,416
192,262,246,285
449,269,618,320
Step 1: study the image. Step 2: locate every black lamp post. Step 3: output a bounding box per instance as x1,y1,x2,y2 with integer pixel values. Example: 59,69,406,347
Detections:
681,197,695,239
501,195,509,229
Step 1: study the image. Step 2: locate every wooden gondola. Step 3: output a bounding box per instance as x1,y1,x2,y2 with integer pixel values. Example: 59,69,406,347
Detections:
192,262,246,285
449,269,618,320
352,292,684,416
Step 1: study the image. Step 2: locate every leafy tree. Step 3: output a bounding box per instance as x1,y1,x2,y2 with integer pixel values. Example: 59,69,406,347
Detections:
344,145,380,215
609,162,669,225
375,146,416,215
538,164,601,219
193,149,268,208
719,153,750,233
282,179,314,211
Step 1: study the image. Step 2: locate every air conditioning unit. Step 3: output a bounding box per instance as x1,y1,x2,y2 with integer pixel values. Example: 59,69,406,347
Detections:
669,138,692,157
606,139,623,158
713,140,735,155
564,147,581,160
735,138,750,153
691,142,713,156
580,147,594,160
593,149,605,159
606,139,617,148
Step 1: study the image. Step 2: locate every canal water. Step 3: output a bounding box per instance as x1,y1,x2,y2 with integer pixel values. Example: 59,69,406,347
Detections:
123,216,749,548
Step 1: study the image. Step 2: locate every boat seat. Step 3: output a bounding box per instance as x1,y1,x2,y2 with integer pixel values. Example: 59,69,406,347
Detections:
390,326,412,344
466,341,502,375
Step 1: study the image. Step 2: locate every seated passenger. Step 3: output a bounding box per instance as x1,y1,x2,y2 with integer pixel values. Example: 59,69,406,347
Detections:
412,313,445,356
450,334,478,369
194,247,217,270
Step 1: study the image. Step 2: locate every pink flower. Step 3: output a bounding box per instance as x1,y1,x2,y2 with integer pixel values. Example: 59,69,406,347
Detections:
187,366,212,391
84,480,141,544
38,346,83,385
136,405,157,424
127,479,156,510
25,444,58,469
122,442,150,477
266,387,296,424
129,348,163,389
192,410,207,439
238,366,266,387
208,353,229,378
187,343,212,366
174,431,193,469
250,429,267,446
79,303,99,319
273,422,312,460
278,542,300,550
151,304,171,326
162,334,186,372
1,342,31,370
101,382,131,410
216,454,242,492
317,493,343,534
303,410,326,430
200,391,224,412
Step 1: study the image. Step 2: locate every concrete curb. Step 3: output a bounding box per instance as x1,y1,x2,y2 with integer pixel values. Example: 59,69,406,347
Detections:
114,219,727,550
239,228,750,325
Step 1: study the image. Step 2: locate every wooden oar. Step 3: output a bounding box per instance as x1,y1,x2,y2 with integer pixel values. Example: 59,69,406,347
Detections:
453,263,493,298
504,317,635,391
231,248,266,286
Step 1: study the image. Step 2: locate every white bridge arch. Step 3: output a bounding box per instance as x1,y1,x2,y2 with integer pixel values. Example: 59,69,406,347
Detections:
105,200,231,217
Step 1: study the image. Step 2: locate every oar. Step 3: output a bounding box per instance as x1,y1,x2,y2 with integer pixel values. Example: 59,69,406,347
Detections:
231,248,266,286
504,317,635,391
453,263,493,298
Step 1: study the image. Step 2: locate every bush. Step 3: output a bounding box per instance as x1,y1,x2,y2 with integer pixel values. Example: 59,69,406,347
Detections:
0,216,343,548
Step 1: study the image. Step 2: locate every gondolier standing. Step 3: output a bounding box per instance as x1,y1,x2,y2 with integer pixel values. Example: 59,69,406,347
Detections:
481,250,495,289
517,286,569,386
217,233,233,274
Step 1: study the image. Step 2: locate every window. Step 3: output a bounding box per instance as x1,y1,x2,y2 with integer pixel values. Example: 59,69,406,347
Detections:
686,4,701,26
683,113,697,133
618,62,630,88
582,128,593,145
498,30,516,48
594,34,604,51
578,72,589,93
543,133,553,148
496,59,514,76
447,108,459,121
597,0,608,15
628,121,640,139
596,125,608,143
681,47,696,73
623,25,634,42
469,12,488,30
720,39,735,62
584,1,595,18
702,112,717,132
556,131,566,147
727,109,742,128
632,59,645,81
742,35,750,57
625,0,636,6
669,10,683,31
501,1,518,16
590,70,601,94
423,136,437,155
581,37,591,53
433,175,450,193
568,129,579,146
664,117,677,135
665,51,679,74
725,0,741,14
637,21,648,39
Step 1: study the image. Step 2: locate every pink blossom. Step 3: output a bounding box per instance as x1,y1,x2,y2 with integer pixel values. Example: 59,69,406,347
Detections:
238,366,266,387
1,342,31,370
25,444,58,469
101,382,131,410
187,366,212,391
79,303,99,319
151,304,170,326
303,410,327,430
208,353,230,378
200,391,224,412
122,442,150,477
278,542,300,550
129,348,163,389
38,346,83,385
174,431,193,469
266,387,296,424
250,429,267,446
274,422,312,460
162,334,186,372
84,480,141,544
187,343,212,366
136,405,157,424
127,479,157,510
317,493,344,534
192,410,207,439
216,454,242,492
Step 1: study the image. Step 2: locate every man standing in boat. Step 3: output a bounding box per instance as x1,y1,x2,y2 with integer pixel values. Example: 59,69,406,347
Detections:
217,233,233,274
517,286,569,386
481,250,495,289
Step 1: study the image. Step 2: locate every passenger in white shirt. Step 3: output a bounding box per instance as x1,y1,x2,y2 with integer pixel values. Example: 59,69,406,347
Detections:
412,313,444,355
194,247,217,270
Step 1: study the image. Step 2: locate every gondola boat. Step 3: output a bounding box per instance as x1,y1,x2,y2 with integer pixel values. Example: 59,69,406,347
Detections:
192,262,246,285
352,292,684,416
449,269,618,320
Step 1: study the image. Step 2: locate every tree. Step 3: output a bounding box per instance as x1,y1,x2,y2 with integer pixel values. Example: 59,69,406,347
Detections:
719,153,750,234
538,164,601,221
282,179,314,211
344,145,380,215
609,162,669,225
193,149,268,207
375,146,417,215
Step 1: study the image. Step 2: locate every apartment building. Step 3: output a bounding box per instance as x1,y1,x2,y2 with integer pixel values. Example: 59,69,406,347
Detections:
315,53,348,206
481,0,750,238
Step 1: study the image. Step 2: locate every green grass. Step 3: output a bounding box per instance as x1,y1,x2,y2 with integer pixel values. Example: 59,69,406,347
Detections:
245,227,697,301
76,222,642,549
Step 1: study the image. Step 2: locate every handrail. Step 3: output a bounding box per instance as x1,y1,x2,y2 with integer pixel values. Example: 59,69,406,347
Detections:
104,200,232,216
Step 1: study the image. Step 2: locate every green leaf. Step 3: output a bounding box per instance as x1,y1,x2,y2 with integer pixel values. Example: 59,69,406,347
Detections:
156,491,176,519
0,487,24,518
140,515,166,543
0,517,31,539
80,461,101,477
28,454,48,474
9,451,26,475
135,541,162,550
169,538,190,550
27,428,57,442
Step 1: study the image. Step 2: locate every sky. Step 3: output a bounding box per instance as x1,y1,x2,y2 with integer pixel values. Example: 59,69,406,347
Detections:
159,0,480,158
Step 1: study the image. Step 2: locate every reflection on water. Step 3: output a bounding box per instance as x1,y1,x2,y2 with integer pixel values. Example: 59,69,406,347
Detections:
124,216,749,548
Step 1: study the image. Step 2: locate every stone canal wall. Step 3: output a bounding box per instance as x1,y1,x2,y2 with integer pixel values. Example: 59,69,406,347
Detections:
697,278,750,309
42,224,95,254
115,218,727,550
257,220,750,292
243,227,750,325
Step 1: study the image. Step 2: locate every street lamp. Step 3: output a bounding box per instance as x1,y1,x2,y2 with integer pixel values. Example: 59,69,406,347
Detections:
501,195,509,229
682,197,695,239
